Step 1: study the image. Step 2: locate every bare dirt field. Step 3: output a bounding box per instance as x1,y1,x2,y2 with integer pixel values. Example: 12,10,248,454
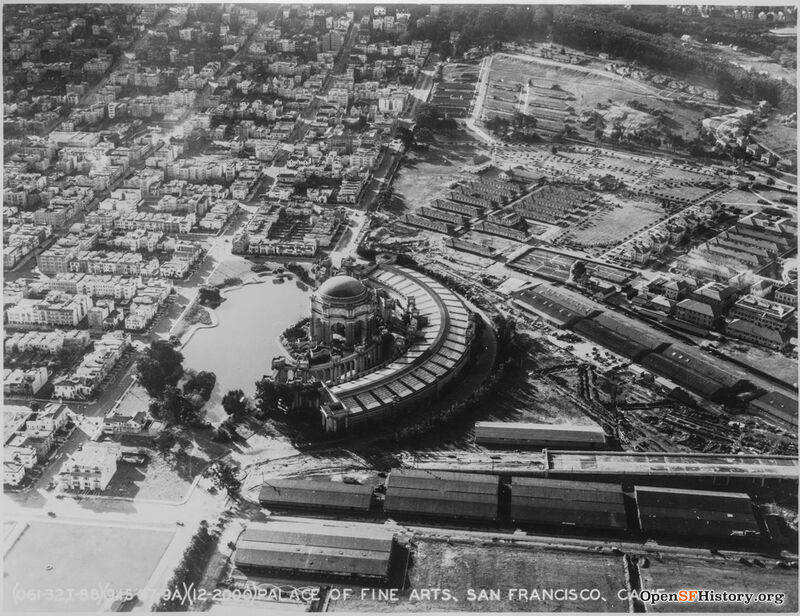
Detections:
716,342,798,387
485,53,710,143
112,383,150,417
489,54,654,112
459,231,526,255
331,538,629,612
392,145,478,213
722,189,768,207
568,198,665,247
104,455,195,502
639,553,798,613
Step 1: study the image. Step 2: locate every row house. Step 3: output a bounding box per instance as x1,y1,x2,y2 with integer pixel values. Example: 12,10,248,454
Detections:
52,332,131,399
69,250,160,277
3,366,49,396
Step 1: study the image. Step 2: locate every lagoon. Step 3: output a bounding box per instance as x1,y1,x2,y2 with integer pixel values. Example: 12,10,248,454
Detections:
182,279,309,423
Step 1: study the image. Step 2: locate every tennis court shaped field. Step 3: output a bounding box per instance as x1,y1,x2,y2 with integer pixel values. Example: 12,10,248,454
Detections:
4,521,174,612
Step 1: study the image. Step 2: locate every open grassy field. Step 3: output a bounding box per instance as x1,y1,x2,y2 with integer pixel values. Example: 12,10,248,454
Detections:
4,521,174,612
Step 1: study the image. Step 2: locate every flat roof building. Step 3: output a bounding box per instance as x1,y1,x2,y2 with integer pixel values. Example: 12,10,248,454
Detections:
474,421,607,449
258,479,373,512
384,469,498,521
634,486,759,539
511,477,627,530
234,521,395,581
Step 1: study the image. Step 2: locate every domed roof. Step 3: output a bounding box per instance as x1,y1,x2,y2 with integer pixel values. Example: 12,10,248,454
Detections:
317,275,367,299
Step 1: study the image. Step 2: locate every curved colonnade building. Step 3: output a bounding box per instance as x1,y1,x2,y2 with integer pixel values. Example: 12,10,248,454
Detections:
320,265,474,432
272,263,475,433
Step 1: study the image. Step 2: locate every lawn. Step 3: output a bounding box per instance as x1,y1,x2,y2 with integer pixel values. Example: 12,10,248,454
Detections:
3,521,174,612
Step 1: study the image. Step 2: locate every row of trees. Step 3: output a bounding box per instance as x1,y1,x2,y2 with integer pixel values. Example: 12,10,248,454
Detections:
485,112,539,141
153,522,221,612
406,5,553,56
551,7,796,112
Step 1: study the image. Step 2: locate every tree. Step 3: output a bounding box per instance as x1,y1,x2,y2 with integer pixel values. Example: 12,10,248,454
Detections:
438,40,453,58
135,341,184,399
156,386,202,426
209,461,241,500
397,126,415,149
571,260,588,283
198,287,221,306
222,389,248,422
255,378,280,416
183,370,217,400
415,127,435,144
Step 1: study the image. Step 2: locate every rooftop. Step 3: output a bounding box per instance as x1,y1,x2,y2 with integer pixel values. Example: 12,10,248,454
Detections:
316,274,367,299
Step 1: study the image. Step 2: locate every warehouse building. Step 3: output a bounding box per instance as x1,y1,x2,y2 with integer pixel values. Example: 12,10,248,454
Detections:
234,521,395,581
640,345,739,401
634,486,760,540
573,317,659,361
475,421,607,449
511,477,627,530
512,283,599,328
384,469,499,521
258,479,374,512
749,390,798,431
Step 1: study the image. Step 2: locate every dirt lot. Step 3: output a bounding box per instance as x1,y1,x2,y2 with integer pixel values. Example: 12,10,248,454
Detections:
639,552,798,613
488,54,654,114
112,383,151,417
567,197,665,248
104,454,195,502
716,342,798,387
722,189,769,207
392,145,478,214
331,538,629,612
458,231,526,255
485,53,709,143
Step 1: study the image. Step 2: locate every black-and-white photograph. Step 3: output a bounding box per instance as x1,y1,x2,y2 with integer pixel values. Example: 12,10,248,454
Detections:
2,1,798,613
